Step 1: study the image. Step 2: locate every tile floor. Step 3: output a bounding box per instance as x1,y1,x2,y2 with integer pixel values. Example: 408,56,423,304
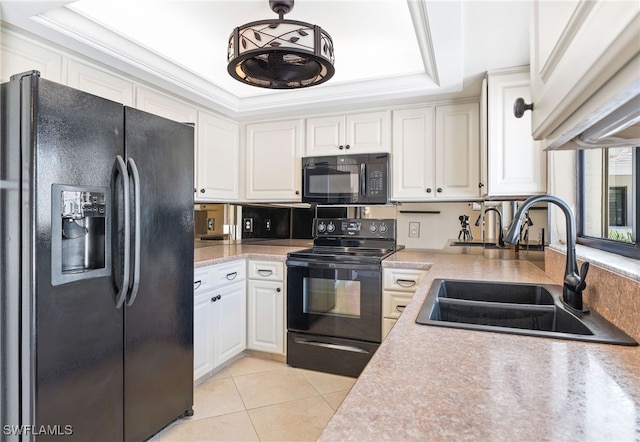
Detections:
150,356,356,441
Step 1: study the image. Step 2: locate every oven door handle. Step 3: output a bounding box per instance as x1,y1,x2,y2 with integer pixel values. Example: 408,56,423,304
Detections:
293,337,371,355
286,259,380,271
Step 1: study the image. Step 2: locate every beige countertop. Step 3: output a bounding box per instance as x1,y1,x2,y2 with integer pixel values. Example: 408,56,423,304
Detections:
193,244,640,440
194,240,311,267
320,249,640,441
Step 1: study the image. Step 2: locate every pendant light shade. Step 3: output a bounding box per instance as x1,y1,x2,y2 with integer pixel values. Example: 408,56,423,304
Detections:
227,0,335,89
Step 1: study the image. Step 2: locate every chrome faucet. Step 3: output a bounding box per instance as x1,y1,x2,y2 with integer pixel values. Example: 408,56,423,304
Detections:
475,208,504,247
504,195,590,313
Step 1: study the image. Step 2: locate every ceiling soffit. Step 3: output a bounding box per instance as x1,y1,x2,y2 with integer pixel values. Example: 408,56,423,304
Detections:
4,1,464,119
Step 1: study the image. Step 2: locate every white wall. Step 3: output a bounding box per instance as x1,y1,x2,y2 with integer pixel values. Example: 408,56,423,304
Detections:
546,150,577,245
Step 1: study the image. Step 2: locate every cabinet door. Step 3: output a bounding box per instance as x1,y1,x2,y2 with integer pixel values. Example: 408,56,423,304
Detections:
530,0,640,139
212,281,246,368
196,111,239,201
346,111,390,153
245,120,303,201
66,59,134,105
247,280,284,354
1,29,62,82
135,86,197,123
435,102,480,199
305,115,345,156
487,69,546,196
391,107,436,200
193,291,214,381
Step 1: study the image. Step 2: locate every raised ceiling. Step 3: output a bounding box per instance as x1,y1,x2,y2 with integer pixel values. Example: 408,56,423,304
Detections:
0,1,531,119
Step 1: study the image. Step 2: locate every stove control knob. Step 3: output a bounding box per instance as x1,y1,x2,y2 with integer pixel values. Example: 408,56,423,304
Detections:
379,224,388,233
369,224,377,233
327,222,335,233
317,222,326,233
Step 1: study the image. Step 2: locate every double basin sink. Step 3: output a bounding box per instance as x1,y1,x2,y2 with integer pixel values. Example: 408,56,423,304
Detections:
416,279,637,346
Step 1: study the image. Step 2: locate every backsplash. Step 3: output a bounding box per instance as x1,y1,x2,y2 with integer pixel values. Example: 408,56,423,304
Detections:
545,248,640,342
368,202,548,250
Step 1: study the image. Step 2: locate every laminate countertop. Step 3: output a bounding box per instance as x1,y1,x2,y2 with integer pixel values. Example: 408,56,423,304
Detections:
320,249,640,442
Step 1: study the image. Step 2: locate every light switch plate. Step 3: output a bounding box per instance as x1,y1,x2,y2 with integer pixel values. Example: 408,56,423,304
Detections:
409,222,420,238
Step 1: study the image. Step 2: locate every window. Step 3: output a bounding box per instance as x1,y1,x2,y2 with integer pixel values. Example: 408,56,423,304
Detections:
578,146,639,258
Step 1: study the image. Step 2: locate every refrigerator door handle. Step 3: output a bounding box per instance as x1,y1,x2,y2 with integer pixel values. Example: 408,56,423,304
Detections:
113,155,130,309
126,157,142,307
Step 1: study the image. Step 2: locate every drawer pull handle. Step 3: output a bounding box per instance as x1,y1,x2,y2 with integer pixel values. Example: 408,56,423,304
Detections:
211,295,221,302
226,272,238,280
396,305,407,312
194,280,202,290
396,279,416,288
257,269,273,277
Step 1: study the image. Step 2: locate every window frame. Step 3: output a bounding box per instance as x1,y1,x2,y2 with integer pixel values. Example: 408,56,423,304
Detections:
576,147,640,259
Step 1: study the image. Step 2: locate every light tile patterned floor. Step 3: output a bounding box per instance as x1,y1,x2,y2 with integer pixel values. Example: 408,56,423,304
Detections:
150,356,355,441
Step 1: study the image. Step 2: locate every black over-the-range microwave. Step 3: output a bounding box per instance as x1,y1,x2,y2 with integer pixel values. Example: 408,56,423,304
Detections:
301,153,389,205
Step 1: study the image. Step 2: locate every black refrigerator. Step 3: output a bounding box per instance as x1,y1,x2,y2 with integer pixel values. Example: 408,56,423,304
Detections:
0,71,194,441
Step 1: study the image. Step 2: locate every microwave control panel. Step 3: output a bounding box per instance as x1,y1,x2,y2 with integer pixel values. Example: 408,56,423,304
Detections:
366,166,386,196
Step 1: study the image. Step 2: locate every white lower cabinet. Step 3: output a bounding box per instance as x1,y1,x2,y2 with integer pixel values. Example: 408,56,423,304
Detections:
193,260,246,382
382,267,428,339
247,260,285,355
212,281,247,368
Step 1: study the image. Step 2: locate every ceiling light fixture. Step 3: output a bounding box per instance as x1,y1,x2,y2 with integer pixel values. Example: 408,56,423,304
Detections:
227,0,335,89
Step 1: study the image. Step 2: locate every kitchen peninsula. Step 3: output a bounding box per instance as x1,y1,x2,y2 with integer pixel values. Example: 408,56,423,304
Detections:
320,249,640,441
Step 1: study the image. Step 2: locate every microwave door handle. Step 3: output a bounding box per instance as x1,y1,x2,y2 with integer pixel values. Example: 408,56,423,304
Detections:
360,163,366,196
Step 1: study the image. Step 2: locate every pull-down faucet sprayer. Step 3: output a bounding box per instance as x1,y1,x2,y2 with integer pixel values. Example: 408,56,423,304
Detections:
504,195,590,313
475,208,504,247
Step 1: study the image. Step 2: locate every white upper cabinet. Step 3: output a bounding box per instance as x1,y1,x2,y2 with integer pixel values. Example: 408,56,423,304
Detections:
196,111,239,202
244,119,303,201
484,67,546,196
392,102,480,201
1,29,62,83
435,102,481,199
135,86,197,123
391,107,436,200
65,59,134,106
530,0,640,142
305,111,390,156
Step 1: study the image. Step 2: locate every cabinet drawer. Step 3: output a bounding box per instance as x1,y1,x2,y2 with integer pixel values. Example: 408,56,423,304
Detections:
194,266,215,295
211,260,246,287
383,268,428,292
248,260,284,281
383,291,413,319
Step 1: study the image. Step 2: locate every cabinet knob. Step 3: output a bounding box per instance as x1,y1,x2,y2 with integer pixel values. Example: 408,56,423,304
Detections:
339,145,344,150
276,288,281,293
437,188,443,193
513,98,534,118
345,144,351,150
478,182,485,188
426,188,432,193
193,188,196,193
295,190,300,195
200,188,205,193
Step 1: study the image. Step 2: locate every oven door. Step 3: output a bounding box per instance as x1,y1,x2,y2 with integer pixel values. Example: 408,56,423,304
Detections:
286,258,382,343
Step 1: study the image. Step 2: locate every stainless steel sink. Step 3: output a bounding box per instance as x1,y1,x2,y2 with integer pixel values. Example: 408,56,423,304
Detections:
416,279,637,346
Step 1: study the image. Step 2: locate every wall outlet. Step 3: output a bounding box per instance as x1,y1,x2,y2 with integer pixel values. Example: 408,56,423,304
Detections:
409,222,420,238
243,218,253,232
